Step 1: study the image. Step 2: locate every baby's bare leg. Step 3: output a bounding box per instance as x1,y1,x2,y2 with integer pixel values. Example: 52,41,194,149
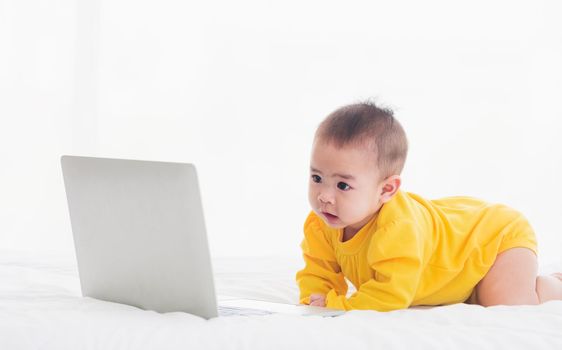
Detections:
474,247,562,306
536,273,562,303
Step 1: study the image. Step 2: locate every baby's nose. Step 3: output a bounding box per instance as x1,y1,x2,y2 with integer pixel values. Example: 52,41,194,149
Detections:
318,191,334,204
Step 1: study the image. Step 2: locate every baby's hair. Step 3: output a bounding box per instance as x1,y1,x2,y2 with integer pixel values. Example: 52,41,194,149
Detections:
315,100,408,180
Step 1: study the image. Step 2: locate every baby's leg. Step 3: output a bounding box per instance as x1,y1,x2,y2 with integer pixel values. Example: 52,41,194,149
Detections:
474,247,562,306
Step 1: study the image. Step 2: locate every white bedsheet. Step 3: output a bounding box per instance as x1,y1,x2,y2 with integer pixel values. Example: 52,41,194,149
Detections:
1,250,561,349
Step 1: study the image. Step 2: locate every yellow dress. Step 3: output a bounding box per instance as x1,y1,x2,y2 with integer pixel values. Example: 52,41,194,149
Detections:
296,190,538,311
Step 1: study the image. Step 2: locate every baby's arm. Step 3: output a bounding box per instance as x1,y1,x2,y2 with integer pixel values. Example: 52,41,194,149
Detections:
296,213,347,305
296,249,347,305
325,220,424,311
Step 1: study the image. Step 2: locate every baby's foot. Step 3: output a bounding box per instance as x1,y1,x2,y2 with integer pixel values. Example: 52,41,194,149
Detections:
550,272,562,281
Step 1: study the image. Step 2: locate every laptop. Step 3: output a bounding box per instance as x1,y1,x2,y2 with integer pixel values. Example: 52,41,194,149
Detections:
60,155,344,319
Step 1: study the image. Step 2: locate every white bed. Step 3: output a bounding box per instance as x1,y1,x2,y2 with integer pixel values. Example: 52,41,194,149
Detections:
1,250,561,349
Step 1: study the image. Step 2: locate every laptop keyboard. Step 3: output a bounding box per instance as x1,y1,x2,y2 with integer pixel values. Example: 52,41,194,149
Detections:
218,305,274,317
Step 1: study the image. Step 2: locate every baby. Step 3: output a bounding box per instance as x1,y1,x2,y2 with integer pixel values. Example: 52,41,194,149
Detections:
296,101,562,311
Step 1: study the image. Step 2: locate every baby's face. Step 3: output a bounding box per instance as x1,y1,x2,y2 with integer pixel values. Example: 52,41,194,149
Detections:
308,139,386,232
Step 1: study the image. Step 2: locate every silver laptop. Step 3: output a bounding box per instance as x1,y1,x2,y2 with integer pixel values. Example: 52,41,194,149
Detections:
61,155,344,319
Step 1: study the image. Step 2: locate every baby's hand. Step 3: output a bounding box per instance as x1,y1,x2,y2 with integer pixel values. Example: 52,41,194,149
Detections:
309,293,326,307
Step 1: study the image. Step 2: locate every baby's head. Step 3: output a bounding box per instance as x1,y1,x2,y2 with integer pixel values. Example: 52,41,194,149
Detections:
309,101,408,232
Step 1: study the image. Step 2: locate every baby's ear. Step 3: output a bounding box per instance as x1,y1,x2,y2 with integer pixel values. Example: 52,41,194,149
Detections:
379,175,401,203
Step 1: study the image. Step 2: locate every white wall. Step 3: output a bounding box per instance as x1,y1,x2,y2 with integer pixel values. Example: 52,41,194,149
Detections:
1,0,561,263
0,0,77,253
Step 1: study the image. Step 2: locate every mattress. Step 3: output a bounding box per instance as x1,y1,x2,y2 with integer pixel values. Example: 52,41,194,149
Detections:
1,250,561,349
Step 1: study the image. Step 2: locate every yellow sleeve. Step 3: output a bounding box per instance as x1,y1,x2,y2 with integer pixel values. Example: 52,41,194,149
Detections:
326,220,424,311
295,212,348,304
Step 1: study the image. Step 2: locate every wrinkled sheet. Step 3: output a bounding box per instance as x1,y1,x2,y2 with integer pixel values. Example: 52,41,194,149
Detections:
1,250,561,349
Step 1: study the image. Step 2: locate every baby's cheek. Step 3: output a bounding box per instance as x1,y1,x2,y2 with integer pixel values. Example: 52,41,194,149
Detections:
348,201,371,220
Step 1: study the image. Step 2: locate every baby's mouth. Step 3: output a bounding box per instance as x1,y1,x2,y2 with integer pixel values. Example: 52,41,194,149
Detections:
322,211,338,220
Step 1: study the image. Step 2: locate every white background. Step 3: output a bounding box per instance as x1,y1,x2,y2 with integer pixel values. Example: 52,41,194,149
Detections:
1,0,561,263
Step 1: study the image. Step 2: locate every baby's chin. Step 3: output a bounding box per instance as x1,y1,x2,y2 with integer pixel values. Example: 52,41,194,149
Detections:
322,220,343,228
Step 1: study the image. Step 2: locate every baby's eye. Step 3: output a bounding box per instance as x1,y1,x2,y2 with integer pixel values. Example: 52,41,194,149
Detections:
311,174,322,183
337,182,351,191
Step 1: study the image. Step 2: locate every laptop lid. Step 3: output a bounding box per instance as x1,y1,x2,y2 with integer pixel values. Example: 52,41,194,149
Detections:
61,155,218,318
